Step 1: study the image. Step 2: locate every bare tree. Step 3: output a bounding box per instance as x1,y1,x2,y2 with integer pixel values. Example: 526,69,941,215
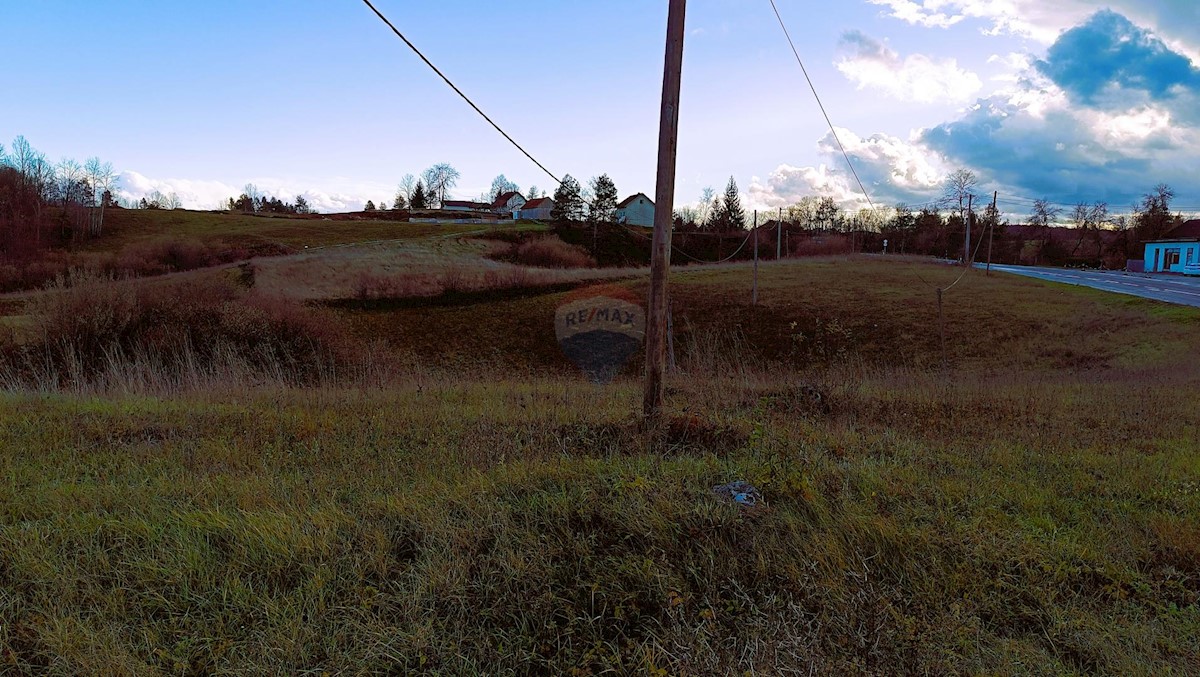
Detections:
490,174,520,201
1070,201,1108,258
83,157,116,235
56,158,85,206
674,204,700,227
1030,199,1061,264
697,186,716,226
395,174,417,208
526,185,540,201
9,136,37,178
943,169,978,223
421,163,460,209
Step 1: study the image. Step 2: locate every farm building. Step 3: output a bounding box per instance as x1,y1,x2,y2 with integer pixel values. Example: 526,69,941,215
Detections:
616,193,655,227
443,200,491,212
491,191,527,218
1144,220,1200,273
520,197,554,220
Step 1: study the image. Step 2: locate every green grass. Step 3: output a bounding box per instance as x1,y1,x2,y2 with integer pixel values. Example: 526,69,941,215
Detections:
1,256,1198,673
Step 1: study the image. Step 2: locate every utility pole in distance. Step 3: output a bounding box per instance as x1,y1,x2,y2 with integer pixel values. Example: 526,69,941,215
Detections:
752,210,759,305
777,207,782,260
643,0,687,422
965,193,974,264
987,190,997,276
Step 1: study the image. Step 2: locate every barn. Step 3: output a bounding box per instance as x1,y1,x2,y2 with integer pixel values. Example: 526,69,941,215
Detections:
520,197,554,220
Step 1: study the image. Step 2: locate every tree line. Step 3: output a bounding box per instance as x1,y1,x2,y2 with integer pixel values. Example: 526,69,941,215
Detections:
667,169,1188,267
0,135,118,259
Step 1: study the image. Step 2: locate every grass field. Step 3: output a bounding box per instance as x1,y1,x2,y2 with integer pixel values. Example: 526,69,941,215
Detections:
0,209,547,294
86,209,515,252
1,232,1198,673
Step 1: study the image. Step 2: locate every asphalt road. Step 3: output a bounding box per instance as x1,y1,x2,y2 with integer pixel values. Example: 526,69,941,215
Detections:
980,264,1200,308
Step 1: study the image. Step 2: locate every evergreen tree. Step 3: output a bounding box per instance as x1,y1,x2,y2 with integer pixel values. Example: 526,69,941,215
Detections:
722,176,745,231
550,175,585,222
411,181,429,210
365,200,376,211
588,174,619,222
295,195,310,214
393,193,407,210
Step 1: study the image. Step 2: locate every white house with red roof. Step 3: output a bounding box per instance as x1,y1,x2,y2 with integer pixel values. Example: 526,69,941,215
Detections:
491,191,527,218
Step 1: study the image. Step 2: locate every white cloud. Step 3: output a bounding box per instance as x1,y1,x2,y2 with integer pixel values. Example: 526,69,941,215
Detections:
867,0,965,28
868,0,1200,60
748,129,949,211
116,171,391,213
836,31,982,103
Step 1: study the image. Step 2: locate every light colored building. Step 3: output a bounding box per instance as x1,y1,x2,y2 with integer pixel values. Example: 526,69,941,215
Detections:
520,197,555,220
1144,220,1200,273
491,191,527,218
615,193,655,227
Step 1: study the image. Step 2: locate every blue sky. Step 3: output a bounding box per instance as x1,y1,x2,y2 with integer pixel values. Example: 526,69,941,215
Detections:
3,0,1199,217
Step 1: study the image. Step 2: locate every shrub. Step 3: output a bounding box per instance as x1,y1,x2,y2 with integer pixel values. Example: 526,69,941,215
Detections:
512,236,596,269
5,270,357,389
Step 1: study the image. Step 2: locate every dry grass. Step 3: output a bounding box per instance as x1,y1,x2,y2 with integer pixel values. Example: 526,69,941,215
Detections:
0,271,359,392
507,235,597,269
0,255,1197,673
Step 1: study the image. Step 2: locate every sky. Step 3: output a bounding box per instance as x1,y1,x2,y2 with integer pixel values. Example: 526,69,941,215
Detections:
3,0,1199,218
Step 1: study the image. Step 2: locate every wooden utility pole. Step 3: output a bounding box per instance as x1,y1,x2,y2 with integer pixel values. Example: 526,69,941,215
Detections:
965,193,974,264
776,207,782,260
643,0,687,421
986,190,997,276
752,210,759,305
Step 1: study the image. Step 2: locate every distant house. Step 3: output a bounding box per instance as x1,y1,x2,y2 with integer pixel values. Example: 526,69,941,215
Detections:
491,191,527,218
615,193,655,227
443,200,491,212
1144,220,1200,273
520,197,555,220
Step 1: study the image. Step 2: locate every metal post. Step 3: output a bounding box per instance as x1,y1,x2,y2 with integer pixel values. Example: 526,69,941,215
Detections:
643,0,687,422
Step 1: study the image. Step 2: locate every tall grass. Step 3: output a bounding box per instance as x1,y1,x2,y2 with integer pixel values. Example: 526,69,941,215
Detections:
0,270,357,392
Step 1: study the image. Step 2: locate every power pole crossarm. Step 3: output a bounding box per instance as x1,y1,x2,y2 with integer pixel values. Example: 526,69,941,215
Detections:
643,0,687,422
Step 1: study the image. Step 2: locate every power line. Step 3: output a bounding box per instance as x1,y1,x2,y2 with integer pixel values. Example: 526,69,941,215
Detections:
360,0,561,185
619,222,756,264
768,0,876,212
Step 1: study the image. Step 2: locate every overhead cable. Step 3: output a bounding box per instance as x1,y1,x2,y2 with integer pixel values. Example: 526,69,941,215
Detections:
360,0,561,185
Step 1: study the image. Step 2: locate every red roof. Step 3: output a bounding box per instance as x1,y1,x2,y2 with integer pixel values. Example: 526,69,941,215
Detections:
523,197,552,210
491,191,525,210
617,193,653,209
